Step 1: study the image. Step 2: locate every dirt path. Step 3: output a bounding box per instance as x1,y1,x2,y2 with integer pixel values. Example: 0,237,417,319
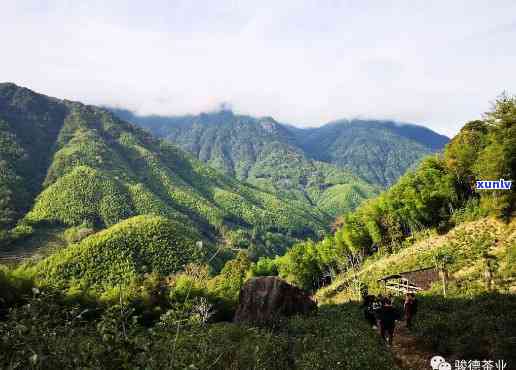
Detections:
376,321,435,370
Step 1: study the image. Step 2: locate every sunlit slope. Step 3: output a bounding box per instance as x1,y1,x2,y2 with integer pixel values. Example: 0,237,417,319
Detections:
319,218,516,303
23,215,201,294
113,109,379,217
295,119,449,187
0,83,328,253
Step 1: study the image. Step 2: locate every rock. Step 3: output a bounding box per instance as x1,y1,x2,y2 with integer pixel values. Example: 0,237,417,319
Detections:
234,276,317,323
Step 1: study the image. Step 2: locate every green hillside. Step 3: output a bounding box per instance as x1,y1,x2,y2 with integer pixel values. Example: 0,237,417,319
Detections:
0,83,327,259
0,85,68,231
25,215,201,296
113,109,378,217
247,95,515,364
293,119,449,187
113,109,447,196
318,218,516,302
316,218,516,364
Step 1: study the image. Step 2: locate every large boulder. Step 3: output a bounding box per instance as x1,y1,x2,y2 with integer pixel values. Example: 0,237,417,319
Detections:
234,276,316,323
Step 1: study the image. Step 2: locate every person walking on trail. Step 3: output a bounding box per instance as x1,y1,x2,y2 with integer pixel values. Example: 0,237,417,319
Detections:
404,293,418,329
363,295,377,328
372,296,383,329
378,297,401,345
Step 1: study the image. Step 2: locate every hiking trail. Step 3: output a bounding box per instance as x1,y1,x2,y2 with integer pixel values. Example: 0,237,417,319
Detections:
377,321,434,370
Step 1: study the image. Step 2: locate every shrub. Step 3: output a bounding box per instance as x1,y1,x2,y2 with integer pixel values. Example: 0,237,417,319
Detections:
413,293,516,363
9,223,34,241
250,257,278,277
63,224,95,243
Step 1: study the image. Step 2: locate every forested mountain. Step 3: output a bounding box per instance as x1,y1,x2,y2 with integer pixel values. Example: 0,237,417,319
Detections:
245,96,515,365
258,94,515,293
112,109,378,217
292,119,449,186
0,83,328,260
113,109,448,193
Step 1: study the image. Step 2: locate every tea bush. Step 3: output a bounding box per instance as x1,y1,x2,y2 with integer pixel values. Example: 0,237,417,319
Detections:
23,215,202,294
0,285,399,370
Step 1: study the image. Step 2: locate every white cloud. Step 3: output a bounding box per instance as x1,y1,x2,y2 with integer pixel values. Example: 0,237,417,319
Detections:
1,0,515,136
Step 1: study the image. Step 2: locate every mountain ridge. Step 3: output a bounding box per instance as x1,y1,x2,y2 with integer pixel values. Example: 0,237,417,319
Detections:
112,108,379,217
112,108,448,190
0,83,329,259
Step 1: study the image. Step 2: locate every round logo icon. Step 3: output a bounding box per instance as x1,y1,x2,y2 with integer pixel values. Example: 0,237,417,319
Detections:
430,356,446,370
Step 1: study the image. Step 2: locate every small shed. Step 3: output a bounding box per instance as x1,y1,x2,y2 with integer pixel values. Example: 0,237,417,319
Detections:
378,267,440,294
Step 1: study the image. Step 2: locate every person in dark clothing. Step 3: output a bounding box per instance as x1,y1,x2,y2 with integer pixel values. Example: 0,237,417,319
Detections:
362,295,377,328
372,296,383,327
404,293,418,329
378,297,401,345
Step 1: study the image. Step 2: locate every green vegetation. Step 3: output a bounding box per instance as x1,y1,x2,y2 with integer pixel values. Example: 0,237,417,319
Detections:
413,293,516,363
21,215,201,296
113,109,389,217
0,86,513,369
309,96,516,360
267,99,515,366
0,83,329,259
239,96,514,366
295,119,448,187
26,166,135,227
331,95,516,257
316,218,516,363
0,84,67,232
115,109,448,196
0,279,398,369
319,218,515,301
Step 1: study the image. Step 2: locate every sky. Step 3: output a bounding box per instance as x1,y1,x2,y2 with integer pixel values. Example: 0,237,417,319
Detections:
1,1,516,137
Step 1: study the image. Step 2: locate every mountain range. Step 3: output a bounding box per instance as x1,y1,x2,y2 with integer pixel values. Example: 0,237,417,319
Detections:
1,83,513,370
0,83,448,262
112,108,448,199
0,83,327,259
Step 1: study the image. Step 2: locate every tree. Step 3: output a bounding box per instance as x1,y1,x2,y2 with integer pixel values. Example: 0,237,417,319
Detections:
444,120,488,188
249,257,278,277
277,241,322,291
341,213,372,258
474,93,516,219
433,250,455,296
210,251,252,302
